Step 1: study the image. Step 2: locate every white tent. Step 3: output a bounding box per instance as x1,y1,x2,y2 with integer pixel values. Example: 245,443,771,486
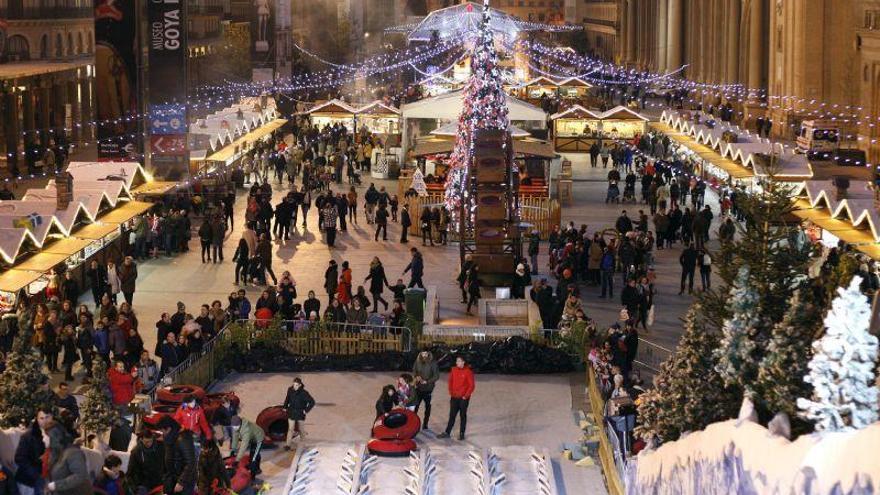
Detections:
400,90,546,160
401,90,546,121
430,122,531,138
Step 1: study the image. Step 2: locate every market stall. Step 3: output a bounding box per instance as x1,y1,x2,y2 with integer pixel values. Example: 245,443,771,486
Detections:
550,105,602,152
0,269,44,313
354,101,401,141
557,77,593,100
598,106,649,139
303,99,357,132
522,76,559,101
40,237,100,287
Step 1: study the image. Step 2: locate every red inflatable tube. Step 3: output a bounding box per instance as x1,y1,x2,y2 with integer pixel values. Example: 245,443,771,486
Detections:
157,385,206,405
256,405,289,446
371,408,421,441
225,454,253,493
367,438,417,457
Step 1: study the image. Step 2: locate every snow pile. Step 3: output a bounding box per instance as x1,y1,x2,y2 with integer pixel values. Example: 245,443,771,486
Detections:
488,446,557,495
285,443,362,495
625,420,880,495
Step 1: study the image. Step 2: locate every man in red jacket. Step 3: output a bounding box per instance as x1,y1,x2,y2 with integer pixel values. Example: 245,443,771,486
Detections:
173,395,213,441
438,355,475,440
108,360,139,408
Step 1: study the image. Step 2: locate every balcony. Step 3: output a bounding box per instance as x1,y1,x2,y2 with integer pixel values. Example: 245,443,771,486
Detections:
3,6,92,20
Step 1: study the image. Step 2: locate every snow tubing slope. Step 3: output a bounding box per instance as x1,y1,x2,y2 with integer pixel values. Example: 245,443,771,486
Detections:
625,420,880,495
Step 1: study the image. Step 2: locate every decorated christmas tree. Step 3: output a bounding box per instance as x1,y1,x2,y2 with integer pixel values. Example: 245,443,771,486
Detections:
797,276,879,432
714,267,763,393
636,304,738,443
755,288,825,425
79,358,119,438
0,328,54,427
444,0,510,222
411,167,428,197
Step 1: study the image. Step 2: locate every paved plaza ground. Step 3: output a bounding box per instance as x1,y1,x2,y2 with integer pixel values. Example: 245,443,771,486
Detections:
213,371,607,495
94,151,722,363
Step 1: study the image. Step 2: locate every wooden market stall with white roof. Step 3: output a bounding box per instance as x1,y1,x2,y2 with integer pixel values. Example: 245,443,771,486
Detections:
302,99,357,132
0,162,158,313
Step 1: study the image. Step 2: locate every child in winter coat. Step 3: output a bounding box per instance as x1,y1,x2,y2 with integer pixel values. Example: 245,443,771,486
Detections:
396,373,415,410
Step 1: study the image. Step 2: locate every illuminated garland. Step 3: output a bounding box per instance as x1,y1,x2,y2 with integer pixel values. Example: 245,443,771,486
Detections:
445,0,510,224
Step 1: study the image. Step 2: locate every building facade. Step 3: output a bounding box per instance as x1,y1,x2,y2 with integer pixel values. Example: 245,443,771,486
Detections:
0,0,95,175
601,0,880,163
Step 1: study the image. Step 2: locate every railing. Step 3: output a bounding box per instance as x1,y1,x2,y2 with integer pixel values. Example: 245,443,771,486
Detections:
152,319,413,398
586,368,626,495
634,338,674,374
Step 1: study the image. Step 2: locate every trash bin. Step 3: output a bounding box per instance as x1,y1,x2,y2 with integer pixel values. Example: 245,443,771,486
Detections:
404,288,427,322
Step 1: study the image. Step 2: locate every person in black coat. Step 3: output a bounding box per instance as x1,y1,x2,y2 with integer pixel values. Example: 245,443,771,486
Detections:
364,257,390,313
232,238,250,285
620,279,641,321
125,430,165,493
282,378,315,450
14,409,53,493
323,260,338,306
86,260,107,306
530,279,556,332
403,248,424,289
399,204,411,243
375,384,399,419
158,417,197,495
303,291,321,320
679,242,698,295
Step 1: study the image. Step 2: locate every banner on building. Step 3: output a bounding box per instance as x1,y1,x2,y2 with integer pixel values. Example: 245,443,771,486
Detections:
251,0,275,80
147,0,188,179
94,0,141,160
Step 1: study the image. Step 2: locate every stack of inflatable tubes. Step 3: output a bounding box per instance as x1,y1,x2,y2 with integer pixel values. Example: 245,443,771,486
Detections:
367,408,421,457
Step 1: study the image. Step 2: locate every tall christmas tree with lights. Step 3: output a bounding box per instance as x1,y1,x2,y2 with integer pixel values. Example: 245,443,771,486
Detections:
444,0,510,223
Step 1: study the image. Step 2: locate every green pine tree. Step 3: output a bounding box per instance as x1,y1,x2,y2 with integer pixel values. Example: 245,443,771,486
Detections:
79,358,119,438
702,176,815,417
755,287,825,430
0,329,54,427
636,304,739,443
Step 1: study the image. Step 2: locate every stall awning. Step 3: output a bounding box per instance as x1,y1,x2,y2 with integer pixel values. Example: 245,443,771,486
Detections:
72,223,119,240
652,122,754,179
0,269,43,293
413,138,556,158
41,237,95,257
11,252,69,273
98,201,154,225
793,199,880,247
206,118,287,165
132,181,178,197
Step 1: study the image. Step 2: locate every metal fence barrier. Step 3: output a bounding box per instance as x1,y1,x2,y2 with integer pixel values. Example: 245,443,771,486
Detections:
634,338,674,374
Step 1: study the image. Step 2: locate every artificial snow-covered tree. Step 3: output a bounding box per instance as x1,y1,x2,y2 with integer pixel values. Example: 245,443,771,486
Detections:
714,267,763,393
702,175,815,418
0,328,54,427
755,287,825,426
444,0,510,222
797,276,879,432
636,304,739,444
79,358,119,439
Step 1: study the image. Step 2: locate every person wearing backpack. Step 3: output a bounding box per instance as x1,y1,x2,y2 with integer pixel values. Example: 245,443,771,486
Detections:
698,248,712,291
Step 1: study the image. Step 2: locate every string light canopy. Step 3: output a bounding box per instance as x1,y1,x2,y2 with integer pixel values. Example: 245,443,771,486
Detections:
387,1,581,42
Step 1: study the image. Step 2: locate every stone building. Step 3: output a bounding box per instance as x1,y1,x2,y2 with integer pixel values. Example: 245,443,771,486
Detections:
0,0,95,175
579,0,880,163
